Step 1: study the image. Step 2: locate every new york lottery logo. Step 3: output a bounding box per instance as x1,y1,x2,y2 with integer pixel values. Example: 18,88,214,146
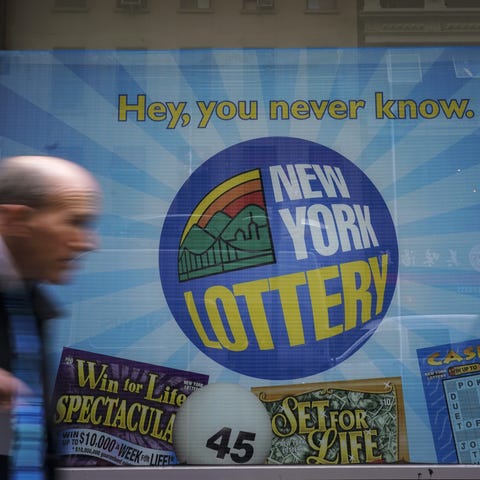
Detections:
178,169,275,282
159,137,399,380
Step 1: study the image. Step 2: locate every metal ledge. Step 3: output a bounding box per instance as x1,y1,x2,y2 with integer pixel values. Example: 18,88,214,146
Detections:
57,464,480,480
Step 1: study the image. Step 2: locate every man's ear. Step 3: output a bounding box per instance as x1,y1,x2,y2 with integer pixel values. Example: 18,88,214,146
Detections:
0,204,34,237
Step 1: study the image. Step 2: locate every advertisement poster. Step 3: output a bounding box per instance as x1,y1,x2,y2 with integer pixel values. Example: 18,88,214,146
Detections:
418,338,480,465
252,377,408,465
0,46,479,466
51,347,208,466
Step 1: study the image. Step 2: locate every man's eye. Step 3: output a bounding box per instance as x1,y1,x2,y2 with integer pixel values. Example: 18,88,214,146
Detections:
71,217,95,229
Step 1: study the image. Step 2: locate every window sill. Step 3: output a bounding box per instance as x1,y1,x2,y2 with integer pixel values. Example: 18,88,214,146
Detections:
177,8,214,13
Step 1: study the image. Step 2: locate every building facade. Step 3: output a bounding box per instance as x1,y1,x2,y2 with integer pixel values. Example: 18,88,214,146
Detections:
3,0,480,51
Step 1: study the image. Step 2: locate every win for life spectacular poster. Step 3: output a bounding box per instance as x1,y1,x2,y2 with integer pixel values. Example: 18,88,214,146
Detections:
0,47,479,465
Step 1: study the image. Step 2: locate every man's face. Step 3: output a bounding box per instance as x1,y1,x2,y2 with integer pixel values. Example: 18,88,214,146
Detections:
20,189,100,284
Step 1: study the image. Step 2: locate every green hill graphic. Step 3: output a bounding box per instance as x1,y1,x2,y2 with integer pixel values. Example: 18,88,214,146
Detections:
179,204,275,281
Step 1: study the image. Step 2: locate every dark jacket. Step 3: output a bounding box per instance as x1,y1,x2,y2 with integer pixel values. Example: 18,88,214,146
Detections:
0,284,59,479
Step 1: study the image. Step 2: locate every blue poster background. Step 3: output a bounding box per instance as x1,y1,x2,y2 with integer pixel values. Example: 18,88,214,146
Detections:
418,338,480,464
0,47,479,463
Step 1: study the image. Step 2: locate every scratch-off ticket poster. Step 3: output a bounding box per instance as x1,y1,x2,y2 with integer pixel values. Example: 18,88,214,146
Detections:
418,339,480,464
51,348,209,466
251,378,408,465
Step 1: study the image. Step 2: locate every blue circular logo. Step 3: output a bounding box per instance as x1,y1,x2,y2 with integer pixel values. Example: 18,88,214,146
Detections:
159,137,398,380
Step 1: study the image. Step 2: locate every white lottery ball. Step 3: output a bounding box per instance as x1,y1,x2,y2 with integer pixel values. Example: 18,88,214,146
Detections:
173,383,272,465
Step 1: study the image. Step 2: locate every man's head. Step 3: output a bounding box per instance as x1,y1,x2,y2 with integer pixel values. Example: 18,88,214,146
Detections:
0,155,101,284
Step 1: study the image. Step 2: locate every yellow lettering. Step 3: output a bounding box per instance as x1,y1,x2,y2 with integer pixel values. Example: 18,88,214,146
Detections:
233,279,273,350
427,352,442,366
90,396,104,425
184,255,389,352
444,349,463,364
184,291,221,349
269,272,307,346
340,260,372,330
77,395,94,423
307,265,342,340
307,428,337,465
291,100,310,120
272,396,299,437
369,254,388,315
364,429,382,463
205,285,248,351
118,94,146,121
147,102,167,121
328,100,348,119
63,394,83,423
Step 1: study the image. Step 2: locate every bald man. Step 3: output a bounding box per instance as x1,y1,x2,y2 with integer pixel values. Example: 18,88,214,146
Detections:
0,156,101,479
